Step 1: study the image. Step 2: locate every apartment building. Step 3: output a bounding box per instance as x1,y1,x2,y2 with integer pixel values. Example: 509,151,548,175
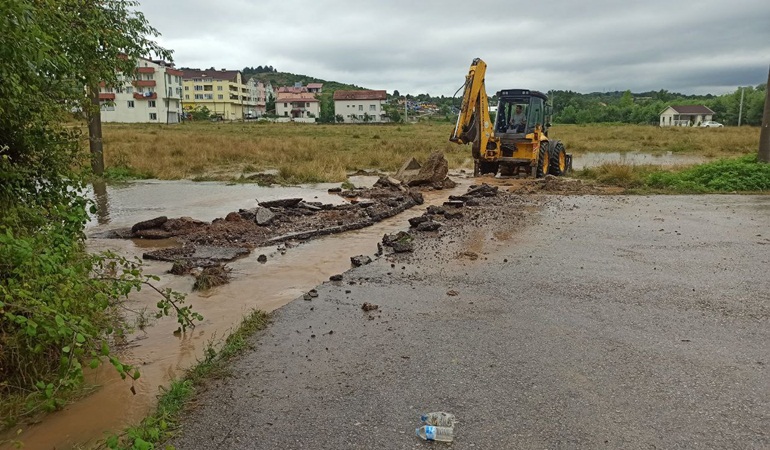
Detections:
333,90,388,123
275,92,320,120
181,68,257,120
99,57,184,123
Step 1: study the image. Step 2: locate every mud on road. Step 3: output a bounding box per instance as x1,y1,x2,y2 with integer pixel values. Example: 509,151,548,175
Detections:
170,185,769,449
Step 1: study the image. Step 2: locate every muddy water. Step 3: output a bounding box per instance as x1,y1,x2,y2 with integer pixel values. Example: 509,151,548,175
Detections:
6,179,467,450
573,151,710,170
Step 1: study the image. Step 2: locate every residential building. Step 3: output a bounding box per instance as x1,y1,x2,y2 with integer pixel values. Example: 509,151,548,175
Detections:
181,68,254,120
249,79,274,116
659,105,715,127
277,82,323,95
333,90,388,123
275,92,320,120
307,83,323,94
99,57,184,123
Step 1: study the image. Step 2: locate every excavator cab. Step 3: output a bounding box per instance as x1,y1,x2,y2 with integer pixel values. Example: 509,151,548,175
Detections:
495,91,547,136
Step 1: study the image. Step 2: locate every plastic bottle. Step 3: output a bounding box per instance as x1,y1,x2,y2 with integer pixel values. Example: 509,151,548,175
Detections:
415,425,454,442
420,411,457,427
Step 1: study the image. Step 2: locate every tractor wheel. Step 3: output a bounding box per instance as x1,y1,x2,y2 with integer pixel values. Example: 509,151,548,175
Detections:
479,160,499,176
536,142,549,178
548,141,568,176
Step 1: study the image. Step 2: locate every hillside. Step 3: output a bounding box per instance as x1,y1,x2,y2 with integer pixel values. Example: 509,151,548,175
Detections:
245,70,366,93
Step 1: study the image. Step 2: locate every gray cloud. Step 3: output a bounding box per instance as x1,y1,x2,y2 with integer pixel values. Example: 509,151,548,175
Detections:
139,0,770,96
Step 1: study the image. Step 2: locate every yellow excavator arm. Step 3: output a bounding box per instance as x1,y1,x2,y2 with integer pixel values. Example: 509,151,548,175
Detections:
449,58,499,161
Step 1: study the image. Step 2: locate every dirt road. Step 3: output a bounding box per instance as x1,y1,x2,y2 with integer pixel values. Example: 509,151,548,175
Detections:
170,192,769,449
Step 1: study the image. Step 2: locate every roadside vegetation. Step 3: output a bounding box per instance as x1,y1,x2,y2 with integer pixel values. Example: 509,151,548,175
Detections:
100,310,268,450
0,0,199,433
577,155,770,193
96,121,761,183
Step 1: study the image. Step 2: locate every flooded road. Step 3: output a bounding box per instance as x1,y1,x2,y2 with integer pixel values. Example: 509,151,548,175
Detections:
5,178,466,450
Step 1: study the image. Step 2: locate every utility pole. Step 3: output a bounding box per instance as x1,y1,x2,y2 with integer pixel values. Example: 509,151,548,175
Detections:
758,65,770,163
738,87,745,127
404,95,408,123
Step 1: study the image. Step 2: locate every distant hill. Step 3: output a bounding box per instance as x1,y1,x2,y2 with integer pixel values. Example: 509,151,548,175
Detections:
245,70,366,93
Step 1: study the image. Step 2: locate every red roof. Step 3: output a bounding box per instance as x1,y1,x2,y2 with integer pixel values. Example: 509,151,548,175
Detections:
333,90,387,101
307,83,323,89
276,93,318,102
668,105,715,115
181,69,241,82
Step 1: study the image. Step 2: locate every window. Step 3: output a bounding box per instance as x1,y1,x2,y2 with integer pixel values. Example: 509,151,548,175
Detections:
204,94,213,100
127,100,135,108
284,103,288,107
184,94,189,100
359,105,363,111
194,85,203,91
149,113,157,120
99,101,114,111
370,104,376,111
217,86,223,91
144,74,153,81
218,94,223,99
184,86,189,91
359,114,363,119
194,94,203,100
148,100,156,108
126,86,133,94
306,103,310,107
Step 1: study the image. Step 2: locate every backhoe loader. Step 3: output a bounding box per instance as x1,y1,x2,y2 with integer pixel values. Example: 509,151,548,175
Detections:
449,58,570,177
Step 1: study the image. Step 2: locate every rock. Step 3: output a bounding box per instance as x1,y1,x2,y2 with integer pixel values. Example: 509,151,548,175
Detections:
259,198,303,208
134,228,174,239
255,207,276,226
408,215,430,228
426,205,446,216
440,177,457,189
466,183,498,197
303,293,313,301
394,152,449,187
225,212,241,222
444,211,464,220
443,200,465,208
416,221,442,232
298,201,322,211
257,254,267,263
446,290,459,296
161,217,208,234
391,240,414,253
330,274,343,281
361,302,379,312
351,255,373,267
382,231,412,247
466,198,481,207
373,176,404,190
328,187,342,193
460,251,479,260
308,289,319,298
238,208,257,221
409,191,424,205
131,216,168,233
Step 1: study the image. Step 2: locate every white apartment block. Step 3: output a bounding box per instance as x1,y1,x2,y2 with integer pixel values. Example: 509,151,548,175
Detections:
99,57,184,123
276,93,320,120
333,90,388,123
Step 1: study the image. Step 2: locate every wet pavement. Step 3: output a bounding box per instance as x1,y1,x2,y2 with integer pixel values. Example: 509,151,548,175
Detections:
573,151,710,169
170,194,770,449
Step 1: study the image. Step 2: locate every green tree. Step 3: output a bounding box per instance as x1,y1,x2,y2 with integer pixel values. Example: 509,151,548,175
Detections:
1,0,199,425
317,93,335,123
266,93,276,115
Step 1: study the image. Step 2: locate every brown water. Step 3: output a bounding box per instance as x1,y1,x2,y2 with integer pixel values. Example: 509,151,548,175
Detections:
3,179,467,450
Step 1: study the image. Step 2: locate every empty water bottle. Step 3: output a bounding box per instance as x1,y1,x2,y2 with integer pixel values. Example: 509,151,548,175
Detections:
421,411,457,427
416,425,454,442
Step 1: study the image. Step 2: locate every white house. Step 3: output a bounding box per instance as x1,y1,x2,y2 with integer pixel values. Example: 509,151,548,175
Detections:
659,105,715,127
333,90,388,123
99,57,184,123
275,92,319,120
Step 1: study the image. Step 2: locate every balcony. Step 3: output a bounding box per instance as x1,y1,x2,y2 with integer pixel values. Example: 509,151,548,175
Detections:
133,92,157,100
134,80,156,87
99,93,116,100
137,67,155,74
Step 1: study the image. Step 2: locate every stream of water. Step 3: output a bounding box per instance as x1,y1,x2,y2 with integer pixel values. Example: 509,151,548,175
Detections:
3,179,466,450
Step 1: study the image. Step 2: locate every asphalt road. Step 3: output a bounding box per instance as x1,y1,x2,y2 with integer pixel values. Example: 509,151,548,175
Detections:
171,194,769,449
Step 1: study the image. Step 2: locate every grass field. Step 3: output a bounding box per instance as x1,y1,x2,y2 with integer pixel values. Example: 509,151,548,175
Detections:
95,121,761,183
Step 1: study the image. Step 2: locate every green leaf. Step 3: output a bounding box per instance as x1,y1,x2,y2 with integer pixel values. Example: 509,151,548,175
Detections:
62,346,71,353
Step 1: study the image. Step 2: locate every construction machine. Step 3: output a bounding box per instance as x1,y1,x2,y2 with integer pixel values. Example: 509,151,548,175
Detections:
450,58,570,177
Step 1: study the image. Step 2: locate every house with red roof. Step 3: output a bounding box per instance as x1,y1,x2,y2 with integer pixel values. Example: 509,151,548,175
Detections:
333,90,388,123
276,92,319,120
659,105,715,127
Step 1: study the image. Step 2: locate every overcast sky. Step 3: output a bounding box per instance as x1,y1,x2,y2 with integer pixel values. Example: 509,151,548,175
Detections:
137,0,770,96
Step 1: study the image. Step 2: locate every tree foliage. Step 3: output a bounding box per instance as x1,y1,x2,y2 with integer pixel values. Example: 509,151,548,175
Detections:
0,0,199,428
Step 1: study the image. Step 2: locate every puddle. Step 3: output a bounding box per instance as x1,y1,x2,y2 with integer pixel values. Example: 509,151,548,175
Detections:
5,178,469,450
573,152,710,170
